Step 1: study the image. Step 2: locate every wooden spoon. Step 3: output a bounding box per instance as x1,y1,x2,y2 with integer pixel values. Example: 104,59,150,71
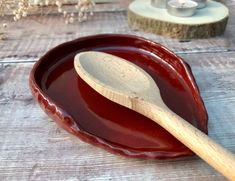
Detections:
74,51,235,180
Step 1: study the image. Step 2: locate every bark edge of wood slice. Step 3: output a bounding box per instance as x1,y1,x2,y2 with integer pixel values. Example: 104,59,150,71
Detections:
128,0,229,39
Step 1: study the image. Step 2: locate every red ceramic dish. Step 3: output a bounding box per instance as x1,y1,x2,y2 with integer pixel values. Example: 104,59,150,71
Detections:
29,34,208,159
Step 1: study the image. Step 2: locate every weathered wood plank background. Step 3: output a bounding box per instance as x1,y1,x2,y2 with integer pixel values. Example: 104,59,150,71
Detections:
1,1,235,180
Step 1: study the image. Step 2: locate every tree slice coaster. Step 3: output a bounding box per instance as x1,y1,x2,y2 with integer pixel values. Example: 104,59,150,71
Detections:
128,0,229,39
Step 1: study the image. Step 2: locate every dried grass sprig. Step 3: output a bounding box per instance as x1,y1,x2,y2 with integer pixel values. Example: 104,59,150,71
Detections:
0,0,95,40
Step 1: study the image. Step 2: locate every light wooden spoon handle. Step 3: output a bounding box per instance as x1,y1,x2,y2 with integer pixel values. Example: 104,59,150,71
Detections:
140,102,235,180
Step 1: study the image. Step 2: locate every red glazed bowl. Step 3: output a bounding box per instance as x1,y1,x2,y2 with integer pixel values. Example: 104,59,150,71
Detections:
29,34,208,159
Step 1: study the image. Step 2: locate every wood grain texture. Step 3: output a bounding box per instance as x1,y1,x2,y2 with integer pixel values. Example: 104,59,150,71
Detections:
0,3,235,60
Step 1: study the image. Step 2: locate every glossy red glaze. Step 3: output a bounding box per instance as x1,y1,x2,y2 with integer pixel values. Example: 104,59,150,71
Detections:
29,34,208,159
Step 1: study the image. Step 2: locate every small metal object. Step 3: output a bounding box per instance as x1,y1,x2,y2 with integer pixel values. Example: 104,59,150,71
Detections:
167,0,198,17
193,0,207,8
151,0,169,9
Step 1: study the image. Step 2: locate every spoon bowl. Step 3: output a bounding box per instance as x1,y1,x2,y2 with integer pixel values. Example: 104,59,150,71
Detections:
75,51,163,108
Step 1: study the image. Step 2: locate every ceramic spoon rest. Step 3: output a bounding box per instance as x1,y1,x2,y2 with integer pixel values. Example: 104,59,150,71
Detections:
29,34,208,159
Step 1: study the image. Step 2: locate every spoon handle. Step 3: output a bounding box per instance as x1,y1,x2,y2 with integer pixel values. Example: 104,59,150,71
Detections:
140,103,235,180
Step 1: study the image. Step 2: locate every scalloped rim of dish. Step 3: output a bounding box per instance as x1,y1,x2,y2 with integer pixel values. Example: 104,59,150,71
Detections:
29,34,208,160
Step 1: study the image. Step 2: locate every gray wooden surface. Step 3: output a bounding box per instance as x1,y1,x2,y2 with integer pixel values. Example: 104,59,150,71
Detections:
1,1,235,180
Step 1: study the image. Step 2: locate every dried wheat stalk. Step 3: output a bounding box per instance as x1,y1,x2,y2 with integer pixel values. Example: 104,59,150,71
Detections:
0,0,95,39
